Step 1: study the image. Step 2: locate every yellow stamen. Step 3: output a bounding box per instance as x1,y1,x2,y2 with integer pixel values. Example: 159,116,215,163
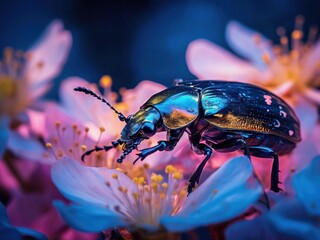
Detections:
173,171,182,180
119,186,128,193
165,165,176,174
46,143,52,149
161,183,168,189
81,145,87,151
100,75,112,88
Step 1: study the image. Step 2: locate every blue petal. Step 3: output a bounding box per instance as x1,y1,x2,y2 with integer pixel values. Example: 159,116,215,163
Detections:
293,155,320,216
54,201,128,232
0,202,22,240
0,117,9,157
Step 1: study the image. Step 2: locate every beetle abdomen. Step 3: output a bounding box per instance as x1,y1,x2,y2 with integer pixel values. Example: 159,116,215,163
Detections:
199,81,301,143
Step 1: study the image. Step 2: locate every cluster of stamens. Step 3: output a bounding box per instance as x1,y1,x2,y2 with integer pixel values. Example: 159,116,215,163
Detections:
106,164,187,227
254,16,319,96
46,121,112,166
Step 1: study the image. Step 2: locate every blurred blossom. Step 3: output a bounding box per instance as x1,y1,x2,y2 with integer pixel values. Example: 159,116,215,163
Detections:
0,158,98,240
186,17,320,106
226,155,320,240
0,201,47,240
0,20,72,160
51,155,262,238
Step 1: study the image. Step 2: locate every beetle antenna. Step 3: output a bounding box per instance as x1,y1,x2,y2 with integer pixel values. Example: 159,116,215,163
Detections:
74,86,128,122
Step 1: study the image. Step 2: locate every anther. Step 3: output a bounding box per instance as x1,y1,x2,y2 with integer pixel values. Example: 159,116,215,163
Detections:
46,143,52,149
100,75,112,88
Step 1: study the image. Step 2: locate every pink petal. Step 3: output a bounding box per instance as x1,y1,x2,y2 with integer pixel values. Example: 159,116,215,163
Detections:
122,80,166,113
25,20,72,100
54,201,127,232
60,77,122,139
186,39,260,81
293,96,318,138
226,21,273,70
302,39,320,81
303,88,320,105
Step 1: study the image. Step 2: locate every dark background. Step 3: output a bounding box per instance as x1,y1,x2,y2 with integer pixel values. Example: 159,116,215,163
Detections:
1,0,319,100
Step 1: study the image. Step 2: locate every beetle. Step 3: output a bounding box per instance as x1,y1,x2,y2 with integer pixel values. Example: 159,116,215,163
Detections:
74,80,301,194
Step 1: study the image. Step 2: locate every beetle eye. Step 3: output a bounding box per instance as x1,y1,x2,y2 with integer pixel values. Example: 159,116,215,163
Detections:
141,122,156,136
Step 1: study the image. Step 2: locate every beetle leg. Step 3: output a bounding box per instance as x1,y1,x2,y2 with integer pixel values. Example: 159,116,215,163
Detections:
247,147,282,192
134,141,174,164
134,129,185,164
188,144,212,195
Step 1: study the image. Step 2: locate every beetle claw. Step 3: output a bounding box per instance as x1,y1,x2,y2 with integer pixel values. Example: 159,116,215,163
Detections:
133,155,142,165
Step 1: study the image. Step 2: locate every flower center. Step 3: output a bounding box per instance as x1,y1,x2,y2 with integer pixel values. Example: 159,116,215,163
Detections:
258,16,319,95
0,48,29,116
0,76,17,99
107,165,187,228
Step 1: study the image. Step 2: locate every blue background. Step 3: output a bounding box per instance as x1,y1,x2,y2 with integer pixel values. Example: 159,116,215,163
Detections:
1,0,319,99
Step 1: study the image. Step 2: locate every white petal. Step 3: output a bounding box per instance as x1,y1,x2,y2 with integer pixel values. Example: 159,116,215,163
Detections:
186,39,260,81
226,21,273,70
161,156,263,232
54,201,127,232
51,157,138,207
293,156,320,216
0,117,9,157
51,157,116,206
25,20,72,99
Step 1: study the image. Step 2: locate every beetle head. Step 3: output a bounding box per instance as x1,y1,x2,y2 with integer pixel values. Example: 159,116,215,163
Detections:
120,107,161,150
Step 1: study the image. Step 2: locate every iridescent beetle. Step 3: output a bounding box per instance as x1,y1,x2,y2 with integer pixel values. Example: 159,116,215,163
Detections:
75,80,301,194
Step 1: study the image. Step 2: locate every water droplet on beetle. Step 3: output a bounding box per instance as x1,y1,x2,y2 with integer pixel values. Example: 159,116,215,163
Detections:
273,119,281,127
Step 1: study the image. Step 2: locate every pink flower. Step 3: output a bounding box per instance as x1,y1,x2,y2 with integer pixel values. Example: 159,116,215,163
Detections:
0,20,72,160
187,18,320,106
51,155,262,234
